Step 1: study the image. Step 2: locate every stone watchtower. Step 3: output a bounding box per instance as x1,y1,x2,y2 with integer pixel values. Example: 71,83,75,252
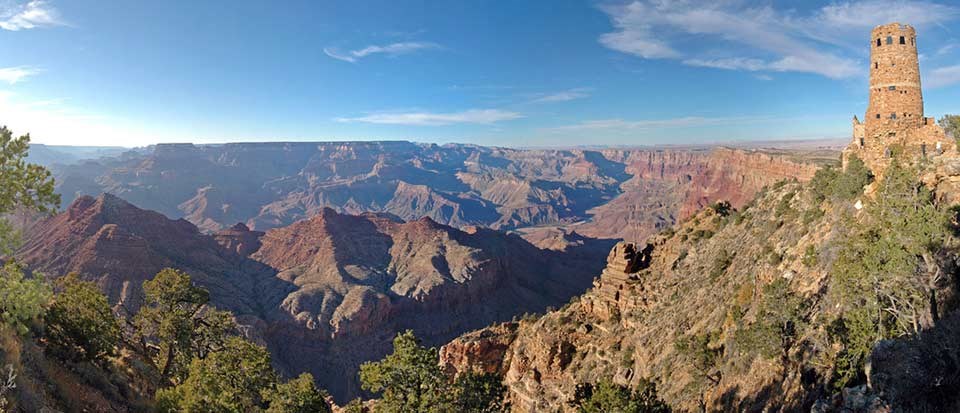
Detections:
845,23,951,174
865,23,923,133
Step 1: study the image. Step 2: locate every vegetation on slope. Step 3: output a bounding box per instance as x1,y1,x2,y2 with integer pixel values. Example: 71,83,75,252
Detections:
470,153,960,412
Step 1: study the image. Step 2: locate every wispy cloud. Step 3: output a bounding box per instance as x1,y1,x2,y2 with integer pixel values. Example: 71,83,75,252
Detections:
544,116,777,133
0,66,39,84
927,65,960,88
335,109,522,126
530,88,592,103
598,1,958,79
323,41,440,63
0,0,63,31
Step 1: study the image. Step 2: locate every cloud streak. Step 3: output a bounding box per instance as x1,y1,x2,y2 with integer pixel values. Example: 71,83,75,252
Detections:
598,1,958,79
531,88,592,103
324,42,440,63
335,109,522,126
0,66,39,84
927,64,960,88
544,116,778,133
0,0,63,31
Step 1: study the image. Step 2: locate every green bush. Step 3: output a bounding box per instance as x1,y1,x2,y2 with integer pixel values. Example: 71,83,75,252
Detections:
801,245,818,267
675,331,722,371
45,274,121,362
571,379,671,413
709,249,734,279
0,262,51,336
156,337,277,412
264,373,330,413
810,156,873,203
827,160,946,389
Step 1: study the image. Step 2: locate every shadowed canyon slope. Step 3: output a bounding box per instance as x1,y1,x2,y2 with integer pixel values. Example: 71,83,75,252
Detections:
49,142,822,242
16,193,614,400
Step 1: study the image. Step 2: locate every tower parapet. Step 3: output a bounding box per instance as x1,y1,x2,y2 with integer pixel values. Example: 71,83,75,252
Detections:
844,22,953,175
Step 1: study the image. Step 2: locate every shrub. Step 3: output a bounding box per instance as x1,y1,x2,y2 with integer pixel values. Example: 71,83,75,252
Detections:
675,331,722,371
709,201,733,217
359,331,450,412
801,245,818,267
0,262,51,336
264,373,330,413
45,274,121,362
709,249,734,280
156,337,277,412
571,379,671,413
827,160,946,389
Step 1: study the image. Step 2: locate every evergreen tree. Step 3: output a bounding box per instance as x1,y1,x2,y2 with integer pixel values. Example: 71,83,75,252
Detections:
359,330,451,412
156,336,277,412
45,273,121,362
571,380,671,413
134,268,236,382
264,373,330,413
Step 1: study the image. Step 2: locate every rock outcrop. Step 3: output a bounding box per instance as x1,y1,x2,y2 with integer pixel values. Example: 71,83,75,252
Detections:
17,193,614,402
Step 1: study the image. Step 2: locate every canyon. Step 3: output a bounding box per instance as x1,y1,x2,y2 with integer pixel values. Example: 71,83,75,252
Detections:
15,141,827,404
47,142,824,243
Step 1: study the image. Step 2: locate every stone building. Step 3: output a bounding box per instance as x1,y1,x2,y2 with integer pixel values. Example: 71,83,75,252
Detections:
843,23,953,174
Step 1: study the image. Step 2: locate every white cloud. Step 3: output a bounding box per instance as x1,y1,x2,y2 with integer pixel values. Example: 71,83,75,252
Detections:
544,116,777,133
0,66,39,84
531,88,592,103
0,0,63,31
323,41,440,63
598,1,957,79
335,109,522,126
683,58,769,72
927,65,960,88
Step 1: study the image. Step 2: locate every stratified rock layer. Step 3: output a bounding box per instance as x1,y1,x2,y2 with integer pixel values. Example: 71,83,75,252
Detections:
51,143,820,242
17,193,614,401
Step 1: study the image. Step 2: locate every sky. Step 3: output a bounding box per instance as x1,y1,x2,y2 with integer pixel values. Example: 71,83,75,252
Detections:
2,0,960,148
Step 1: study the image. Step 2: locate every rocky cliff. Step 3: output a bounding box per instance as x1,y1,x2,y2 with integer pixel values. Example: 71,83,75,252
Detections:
441,160,960,412
16,193,614,402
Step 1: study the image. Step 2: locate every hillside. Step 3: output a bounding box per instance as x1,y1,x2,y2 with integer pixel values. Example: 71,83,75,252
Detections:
15,193,614,401
441,156,960,412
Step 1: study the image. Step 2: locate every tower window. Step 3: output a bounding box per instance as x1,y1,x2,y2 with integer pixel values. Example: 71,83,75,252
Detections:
889,86,896,91
859,137,865,147
877,38,882,47
874,62,878,69
886,36,893,44
876,114,881,119
900,36,905,44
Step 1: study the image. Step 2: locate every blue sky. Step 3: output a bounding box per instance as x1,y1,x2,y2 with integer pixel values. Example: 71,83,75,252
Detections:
1,0,960,147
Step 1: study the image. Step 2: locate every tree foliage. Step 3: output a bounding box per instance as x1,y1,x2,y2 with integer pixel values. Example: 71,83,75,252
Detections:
359,330,506,412
571,379,671,413
156,336,277,413
45,274,121,362
828,160,950,389
940,114,960,140
134,268,235,382
263,373,330,413
359,330,450,412
0,262,51,336
809,155,873,203
451,372,508,413
0,126,59,255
